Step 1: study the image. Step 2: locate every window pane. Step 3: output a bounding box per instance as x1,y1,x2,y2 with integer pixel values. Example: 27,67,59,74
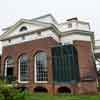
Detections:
7,57,14,66
35,52,48,82
19,55,28,81
19,26,27,32
4,57,14,83
52,45,80,83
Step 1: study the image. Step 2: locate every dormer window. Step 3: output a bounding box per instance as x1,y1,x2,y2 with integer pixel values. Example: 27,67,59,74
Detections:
19,26,27,32
22,36,25,40
8,39,11,43
37,32,41,36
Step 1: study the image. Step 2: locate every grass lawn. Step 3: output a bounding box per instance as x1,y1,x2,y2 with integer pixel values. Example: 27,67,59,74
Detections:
29,93,100,100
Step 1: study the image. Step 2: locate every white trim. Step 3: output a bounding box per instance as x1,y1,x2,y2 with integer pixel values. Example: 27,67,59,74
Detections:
34,81,48,83
2,30,59,47
4,58,13,78
94,48,100,54
18,58,21,83
32,13,58,24
34,55,37,83
60,34,91,44
4,59,7,77
0,19,51,40
18,81,28,84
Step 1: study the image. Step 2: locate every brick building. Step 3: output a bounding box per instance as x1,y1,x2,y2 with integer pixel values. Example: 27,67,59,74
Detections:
0,14,97,94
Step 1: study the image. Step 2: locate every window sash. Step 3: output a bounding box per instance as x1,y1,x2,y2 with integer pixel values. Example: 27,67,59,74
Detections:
35,52,48,83
19,55,28,82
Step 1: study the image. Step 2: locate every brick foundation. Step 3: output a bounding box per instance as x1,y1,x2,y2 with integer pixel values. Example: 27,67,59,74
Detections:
78,81,97,94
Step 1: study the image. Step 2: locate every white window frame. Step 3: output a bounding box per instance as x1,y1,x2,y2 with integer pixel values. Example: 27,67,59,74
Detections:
34,52,48,83
4,58,13,78
18,56,28,83
4,59,7,78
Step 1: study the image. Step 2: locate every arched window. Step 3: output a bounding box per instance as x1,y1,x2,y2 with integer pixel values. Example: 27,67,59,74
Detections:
19,26,27,32
34,52,48,83
4,57,14,83
19,55,28,82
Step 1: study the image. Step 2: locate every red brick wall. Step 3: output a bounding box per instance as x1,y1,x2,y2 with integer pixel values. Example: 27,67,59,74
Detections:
78,82,97,94
1,38,97,94
74,40,97,94
0,55,1,77
1,37,57,83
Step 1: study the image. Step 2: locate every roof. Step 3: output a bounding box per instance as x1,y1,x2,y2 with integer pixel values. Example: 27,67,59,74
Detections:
2,13,58,31
0,14,92,41
31,13,58,24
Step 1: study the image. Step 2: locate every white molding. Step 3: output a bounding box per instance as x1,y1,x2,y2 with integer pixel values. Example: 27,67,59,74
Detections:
18,58,21,83
32,13,58,24
60,34,91,44
34,81,48,83
4,60,7,77
94,48,100,54
0,19,51,41
18,81,28,83
2,30,59,47
4,59,13,78
34,55,37,83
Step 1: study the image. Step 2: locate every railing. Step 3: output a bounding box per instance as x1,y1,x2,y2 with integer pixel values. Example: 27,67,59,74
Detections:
58,21,90,32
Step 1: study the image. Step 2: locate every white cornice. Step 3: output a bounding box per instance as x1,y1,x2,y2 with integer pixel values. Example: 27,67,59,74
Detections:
0,14,93,41
0,19,52,40
60,29,94,36
0,27,52,41
31,13,58,24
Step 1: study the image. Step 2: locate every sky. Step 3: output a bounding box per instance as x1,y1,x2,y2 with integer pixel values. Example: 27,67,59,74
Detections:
0,0,99,53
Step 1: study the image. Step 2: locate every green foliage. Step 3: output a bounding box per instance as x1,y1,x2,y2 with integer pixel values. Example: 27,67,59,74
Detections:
0,80,19,100
13,91,35,100
97,82,100,88
24,94,100,100
0,80,100,100
0,94,4,100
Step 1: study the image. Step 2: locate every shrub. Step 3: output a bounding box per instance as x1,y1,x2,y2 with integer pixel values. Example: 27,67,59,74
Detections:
13,91,34,100
0,94,4,100
0,80,19,100
97,82,100,88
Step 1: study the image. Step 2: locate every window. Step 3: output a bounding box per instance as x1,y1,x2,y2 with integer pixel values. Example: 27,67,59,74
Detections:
4,57,14,83
22,36,25,40
68,23,72,28
19,55,28,82
37,32,41,36
34,52,48,83
8,39,11,43
52,45,80,83
19,26,27,32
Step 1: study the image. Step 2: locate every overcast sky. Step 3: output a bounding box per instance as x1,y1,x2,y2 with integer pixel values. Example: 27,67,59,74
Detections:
0,0,99,36
0,0,99,53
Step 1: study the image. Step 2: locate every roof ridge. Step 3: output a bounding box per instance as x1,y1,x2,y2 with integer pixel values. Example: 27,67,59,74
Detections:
31,13,58,24
31,13,52,20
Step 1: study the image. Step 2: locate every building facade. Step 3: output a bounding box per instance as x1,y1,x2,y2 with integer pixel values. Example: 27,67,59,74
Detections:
0,14,97,94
